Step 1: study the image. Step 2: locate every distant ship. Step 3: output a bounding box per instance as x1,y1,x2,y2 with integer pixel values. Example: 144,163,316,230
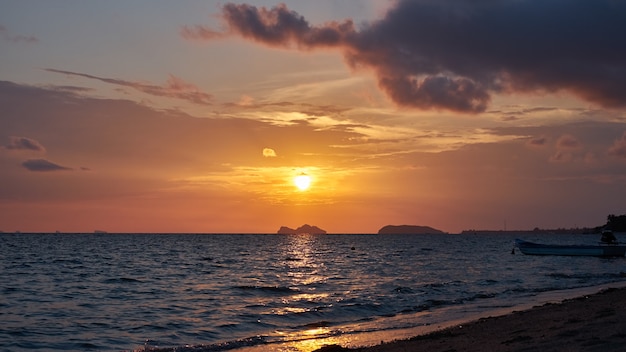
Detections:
515,232,626,257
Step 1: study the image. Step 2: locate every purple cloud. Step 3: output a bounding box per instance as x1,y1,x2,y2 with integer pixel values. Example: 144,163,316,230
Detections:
4,136,46,152
184,1,626,113
22,159,72,172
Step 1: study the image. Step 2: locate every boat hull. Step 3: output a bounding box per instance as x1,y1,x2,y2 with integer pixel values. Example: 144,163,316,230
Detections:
515,239,626,257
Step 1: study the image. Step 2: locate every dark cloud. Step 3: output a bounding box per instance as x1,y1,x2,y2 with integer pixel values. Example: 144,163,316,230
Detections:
527,136,548,148
45,68,212,105
186,0,626,113
378,75,489,113
181,3,356,47
22,159,72,172
4,136,46,152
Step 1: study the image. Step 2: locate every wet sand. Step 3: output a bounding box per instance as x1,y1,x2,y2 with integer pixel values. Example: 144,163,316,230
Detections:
315,286,626,352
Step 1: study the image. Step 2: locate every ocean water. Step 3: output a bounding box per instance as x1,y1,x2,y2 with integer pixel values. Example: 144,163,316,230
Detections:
1,233,625,352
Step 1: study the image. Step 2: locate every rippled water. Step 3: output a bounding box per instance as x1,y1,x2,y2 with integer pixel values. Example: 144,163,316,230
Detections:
1,233,625,351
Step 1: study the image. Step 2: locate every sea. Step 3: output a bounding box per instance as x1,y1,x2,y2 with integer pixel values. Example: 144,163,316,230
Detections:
2,233,626,352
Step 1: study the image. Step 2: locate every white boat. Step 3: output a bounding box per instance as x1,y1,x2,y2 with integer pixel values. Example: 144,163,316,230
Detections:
515,238,626,257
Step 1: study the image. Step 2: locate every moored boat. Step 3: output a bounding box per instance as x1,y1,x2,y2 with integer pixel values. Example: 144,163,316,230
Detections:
515,238,626,257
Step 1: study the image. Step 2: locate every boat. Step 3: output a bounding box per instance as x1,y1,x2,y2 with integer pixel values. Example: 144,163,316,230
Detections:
515,238,626,257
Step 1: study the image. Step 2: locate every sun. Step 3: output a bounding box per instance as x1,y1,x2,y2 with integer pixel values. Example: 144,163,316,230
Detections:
294,174,311,191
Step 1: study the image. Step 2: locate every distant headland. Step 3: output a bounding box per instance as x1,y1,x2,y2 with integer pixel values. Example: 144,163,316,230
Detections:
378,225,445,235
277,224,327,235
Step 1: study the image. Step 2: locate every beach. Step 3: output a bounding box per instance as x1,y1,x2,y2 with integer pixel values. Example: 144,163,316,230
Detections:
315,286,626,352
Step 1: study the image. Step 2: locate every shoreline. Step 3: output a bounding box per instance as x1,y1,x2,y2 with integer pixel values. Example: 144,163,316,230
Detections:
313,284,626,352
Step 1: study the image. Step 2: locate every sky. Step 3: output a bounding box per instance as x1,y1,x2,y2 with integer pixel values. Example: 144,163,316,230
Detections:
1,0,626,234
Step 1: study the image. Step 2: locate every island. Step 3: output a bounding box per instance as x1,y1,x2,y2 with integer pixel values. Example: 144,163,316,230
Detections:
277,224,327,235
378,224,445,235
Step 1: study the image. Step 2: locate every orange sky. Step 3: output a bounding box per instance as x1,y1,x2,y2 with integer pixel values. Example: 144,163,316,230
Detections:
1,1,626,233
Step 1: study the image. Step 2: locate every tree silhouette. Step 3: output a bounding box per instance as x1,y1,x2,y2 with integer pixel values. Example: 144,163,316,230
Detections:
606,214,626,232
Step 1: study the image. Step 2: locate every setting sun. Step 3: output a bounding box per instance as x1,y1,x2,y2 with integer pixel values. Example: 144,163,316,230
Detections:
294,174,311,191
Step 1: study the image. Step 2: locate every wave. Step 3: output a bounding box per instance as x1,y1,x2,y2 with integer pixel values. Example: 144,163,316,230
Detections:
233,285,299,294
103,277,143,284
141,335,268,352
52,258,83,265
283,256,303,262
546,272,623,280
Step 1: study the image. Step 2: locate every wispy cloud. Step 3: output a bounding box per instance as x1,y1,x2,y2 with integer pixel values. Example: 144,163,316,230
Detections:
180,24,225,41
3,136,46,152
22,159,72,172
45,68,212,105
0,24,38,43
183,1,626,113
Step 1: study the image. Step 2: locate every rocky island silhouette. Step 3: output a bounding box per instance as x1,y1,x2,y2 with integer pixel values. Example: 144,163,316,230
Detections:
378,225,445,235
277,224,327,235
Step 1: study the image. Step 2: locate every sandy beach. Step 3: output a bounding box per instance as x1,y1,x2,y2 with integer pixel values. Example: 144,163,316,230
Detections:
315,286,626,352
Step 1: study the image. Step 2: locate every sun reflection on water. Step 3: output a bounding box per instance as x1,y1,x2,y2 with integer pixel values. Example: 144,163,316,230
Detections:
272,326,345,352
269,234,342,350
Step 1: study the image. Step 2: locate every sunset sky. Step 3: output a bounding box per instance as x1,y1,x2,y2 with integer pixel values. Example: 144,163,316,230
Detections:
2,0,626,234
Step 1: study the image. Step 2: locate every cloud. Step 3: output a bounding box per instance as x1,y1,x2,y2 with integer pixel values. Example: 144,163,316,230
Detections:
22,159,72,172
262,148,277,157
527,136,548,148
608,132,626,159
549,151,573,163
45,68,212,105
180,24,225,41
549,134,581,162
1,80,363,179
556,134,581,150
4,136,46,152
181,3,355,47
0,24,38,43
185,1,626,113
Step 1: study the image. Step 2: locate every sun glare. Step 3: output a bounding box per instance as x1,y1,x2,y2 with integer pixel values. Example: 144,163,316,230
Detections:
294,174,311,191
